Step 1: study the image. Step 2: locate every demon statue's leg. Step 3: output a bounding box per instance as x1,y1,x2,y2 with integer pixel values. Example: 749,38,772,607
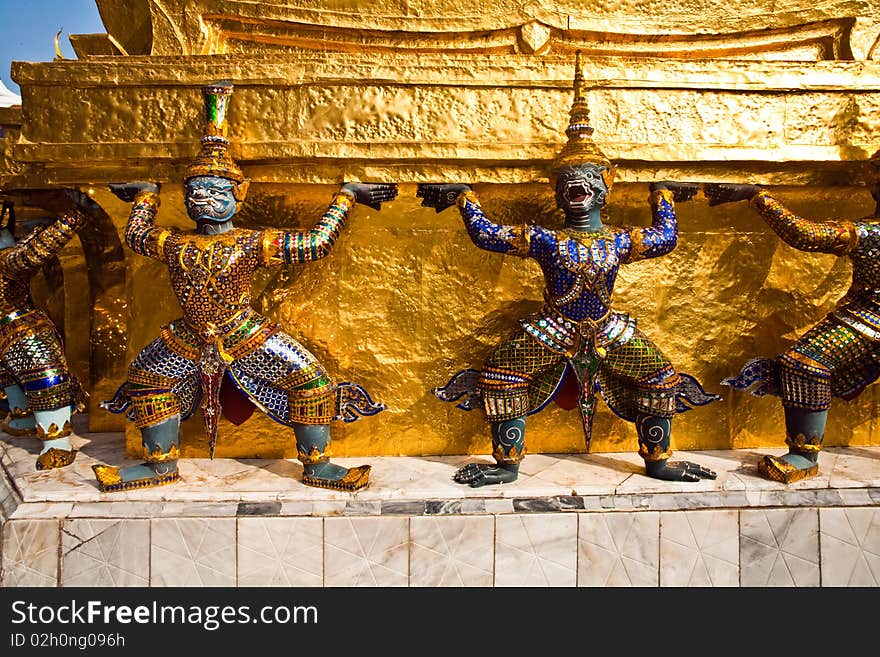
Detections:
637,413,716,482
454,416,525,487
1,384,35,435
33,405,76,470
295,423,371,492
757,324,840,483
757,407,825,483
93,414,180,493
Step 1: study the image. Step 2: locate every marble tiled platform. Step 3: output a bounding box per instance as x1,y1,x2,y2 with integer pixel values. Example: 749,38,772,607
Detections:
1,424,879,587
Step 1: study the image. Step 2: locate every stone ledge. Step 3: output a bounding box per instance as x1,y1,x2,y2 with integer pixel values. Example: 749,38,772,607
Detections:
2,431,878,587
1,431,878,514
8,54,880,188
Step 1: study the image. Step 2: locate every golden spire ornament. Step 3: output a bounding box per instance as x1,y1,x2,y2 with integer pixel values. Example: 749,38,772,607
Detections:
550,51,615,189
184,81,249,200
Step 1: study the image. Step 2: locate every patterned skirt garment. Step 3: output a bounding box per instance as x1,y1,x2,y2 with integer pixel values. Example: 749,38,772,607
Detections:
776,315,880,411
478,325,680,422
0,310,79,411
122,314,337,429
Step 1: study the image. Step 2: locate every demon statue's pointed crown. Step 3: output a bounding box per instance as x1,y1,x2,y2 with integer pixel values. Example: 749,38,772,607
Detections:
550,52,616,190
184,81,250,201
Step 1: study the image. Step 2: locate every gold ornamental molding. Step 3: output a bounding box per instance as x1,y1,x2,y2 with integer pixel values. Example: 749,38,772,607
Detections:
199,15,856,59
92,0,880,61
7,54,880,188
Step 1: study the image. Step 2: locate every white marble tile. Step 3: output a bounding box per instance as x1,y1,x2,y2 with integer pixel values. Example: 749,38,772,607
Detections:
1,435,42,462
238,517,323,587
688,450,752,491
740,509,819,587
0,469,19,522
1,519,58,586
578,512,659,587
337,455,470,501
61,519,149,587
159,490,238,503
324,517,408,586
150,517,235,587
0,493,12,523
69,502,165,518
202,458,302,492
529,454,632,496
819,508,880,586
238,492,280,502
280,501,315,516
11,502,74,519
516,453,573,477
358,454,570,500
0,466,16,493
410,516,494,587
310,501,347,516
838,488,878,507
828,448,880,489
158,503,238,517
616,449,762,495
495,514,577,587
660,510,739,587
483,498,514,514
15,461,106,503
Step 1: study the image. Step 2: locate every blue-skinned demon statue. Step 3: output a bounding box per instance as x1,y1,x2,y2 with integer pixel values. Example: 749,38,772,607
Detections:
0,194,89,470
92,82,396,493
424,55,719,487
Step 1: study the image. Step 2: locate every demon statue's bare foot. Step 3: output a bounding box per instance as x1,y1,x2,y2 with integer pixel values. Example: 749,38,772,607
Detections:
644,459,717,483
453,462,519,487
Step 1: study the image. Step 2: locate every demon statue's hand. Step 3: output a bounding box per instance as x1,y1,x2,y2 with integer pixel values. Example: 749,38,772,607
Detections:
64,189,100,213
650,181,700,203
108,182,161,203
703,183,760,206
6,188,97,215
645,459,717,483
870,181,880,215
416,183,472,213
340,183,398,211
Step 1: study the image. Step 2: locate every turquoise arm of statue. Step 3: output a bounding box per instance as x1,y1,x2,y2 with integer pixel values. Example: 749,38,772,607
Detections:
750,190,859,255
0,208,86,277
124,191,173,261
259,191,354,266
616,188,678,263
